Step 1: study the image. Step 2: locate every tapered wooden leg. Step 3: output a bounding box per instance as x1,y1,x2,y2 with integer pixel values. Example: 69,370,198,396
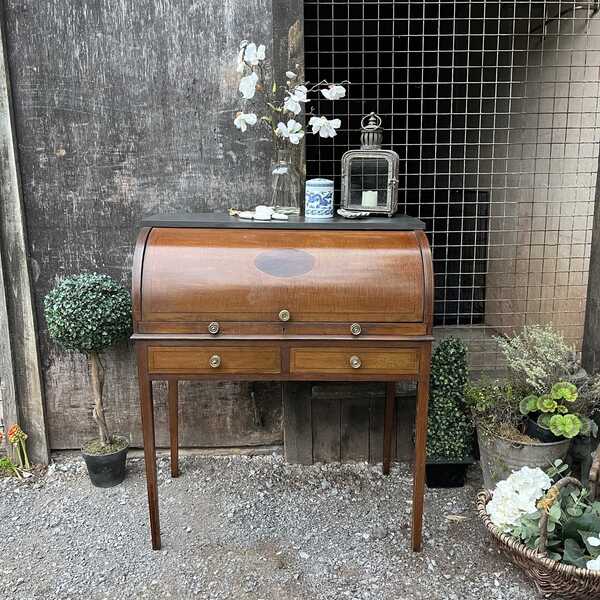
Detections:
412,344,432,552
168,380,179,478
383,382,396,475
137,346,161,550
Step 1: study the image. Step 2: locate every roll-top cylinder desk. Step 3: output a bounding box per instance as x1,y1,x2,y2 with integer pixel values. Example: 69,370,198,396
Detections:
132,213,433,552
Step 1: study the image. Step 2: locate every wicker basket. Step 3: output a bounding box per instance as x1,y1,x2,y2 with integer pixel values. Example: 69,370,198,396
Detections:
477,479,600,599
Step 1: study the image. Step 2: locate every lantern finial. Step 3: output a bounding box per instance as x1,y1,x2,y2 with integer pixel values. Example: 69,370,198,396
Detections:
360,112,383,149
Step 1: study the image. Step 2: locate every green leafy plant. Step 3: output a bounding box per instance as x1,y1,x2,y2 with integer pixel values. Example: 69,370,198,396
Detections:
519,394,538,415
517,381,584,439
551,381,578,403
465,379,529,441
493,325,600,442
549,414,582,439
426,337,473,461
44,273,132,451
537,394,558,413
0,456,21,478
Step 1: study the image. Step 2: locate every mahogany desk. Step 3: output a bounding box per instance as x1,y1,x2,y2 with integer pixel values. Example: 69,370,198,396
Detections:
132,213,433,552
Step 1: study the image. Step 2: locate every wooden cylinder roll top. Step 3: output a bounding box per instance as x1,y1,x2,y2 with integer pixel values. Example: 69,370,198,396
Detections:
133,218,433,337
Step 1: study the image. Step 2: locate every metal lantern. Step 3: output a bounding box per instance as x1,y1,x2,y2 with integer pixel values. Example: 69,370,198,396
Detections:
341,112,399,217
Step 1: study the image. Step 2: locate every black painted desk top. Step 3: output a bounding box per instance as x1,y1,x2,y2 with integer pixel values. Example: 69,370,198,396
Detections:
142,212,426,231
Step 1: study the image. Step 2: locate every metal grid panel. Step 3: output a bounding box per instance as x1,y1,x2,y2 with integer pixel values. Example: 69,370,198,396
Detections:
304,0,600,369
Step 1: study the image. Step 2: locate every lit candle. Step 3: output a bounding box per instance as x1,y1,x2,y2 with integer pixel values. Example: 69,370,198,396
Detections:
362,190,378,208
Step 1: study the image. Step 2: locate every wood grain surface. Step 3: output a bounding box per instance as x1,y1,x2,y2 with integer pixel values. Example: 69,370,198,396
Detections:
140,228,425,326
3,0,275,449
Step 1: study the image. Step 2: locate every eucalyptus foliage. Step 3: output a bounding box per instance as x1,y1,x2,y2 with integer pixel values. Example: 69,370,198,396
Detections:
426,337,473,460
44,273,132,354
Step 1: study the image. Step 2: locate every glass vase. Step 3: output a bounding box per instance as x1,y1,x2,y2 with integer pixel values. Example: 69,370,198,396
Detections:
270,149,302,216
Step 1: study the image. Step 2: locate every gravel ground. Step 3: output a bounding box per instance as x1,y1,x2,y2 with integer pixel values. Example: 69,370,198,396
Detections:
0,453,536,600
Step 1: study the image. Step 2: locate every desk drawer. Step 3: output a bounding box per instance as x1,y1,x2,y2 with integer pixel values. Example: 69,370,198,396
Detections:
289,347,419,376
148,346,281,374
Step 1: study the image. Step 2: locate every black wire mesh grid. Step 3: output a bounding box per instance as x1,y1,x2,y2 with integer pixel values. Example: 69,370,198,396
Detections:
304,0,599,368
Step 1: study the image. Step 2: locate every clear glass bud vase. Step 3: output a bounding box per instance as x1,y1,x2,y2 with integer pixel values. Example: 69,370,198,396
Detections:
271,149,301,216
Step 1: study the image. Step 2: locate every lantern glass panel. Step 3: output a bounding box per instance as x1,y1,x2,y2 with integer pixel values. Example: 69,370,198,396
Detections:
348,157,390,210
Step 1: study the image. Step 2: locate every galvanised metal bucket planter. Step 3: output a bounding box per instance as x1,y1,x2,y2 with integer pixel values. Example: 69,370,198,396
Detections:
477,424,571,490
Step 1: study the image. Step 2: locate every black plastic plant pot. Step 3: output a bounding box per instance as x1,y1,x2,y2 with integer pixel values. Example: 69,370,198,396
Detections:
526,417,562,443
425,458,473,488
82,443,128,488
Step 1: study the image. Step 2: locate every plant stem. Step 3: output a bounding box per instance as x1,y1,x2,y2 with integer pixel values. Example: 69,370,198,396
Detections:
13,442,23,467
20,439,30,470
90,351,111,445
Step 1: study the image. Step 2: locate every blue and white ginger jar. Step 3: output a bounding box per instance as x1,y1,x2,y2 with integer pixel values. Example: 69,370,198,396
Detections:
305,178,334,219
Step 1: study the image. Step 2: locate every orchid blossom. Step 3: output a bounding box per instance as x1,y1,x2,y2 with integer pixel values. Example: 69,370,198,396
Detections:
239,72,259,99
233,41,348,146
276,119,304,145
321,84,346,100
234,112,257,132
243,42,265,66
283,85,308,115
308,116,341,138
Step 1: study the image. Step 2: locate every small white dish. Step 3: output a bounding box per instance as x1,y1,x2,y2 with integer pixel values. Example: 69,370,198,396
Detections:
337,209,371,219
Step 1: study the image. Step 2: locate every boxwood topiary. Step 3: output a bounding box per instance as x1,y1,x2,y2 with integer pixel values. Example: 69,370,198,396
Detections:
44,273,132,450
44,272,132,354
426,337,473,461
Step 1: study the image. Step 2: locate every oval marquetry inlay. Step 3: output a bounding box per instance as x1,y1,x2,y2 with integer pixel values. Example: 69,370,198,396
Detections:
254,249,315,278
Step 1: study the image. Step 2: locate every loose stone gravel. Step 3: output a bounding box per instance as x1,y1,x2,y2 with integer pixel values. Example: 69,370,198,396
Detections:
0,453,536,599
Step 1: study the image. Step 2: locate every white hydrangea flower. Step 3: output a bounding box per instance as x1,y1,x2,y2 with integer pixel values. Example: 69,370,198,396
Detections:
233,112,257,133
276,119,304,144
587,557,600,571
239,72,259,99
308,116,341,138
510,466,552,493
486,466,551,531
283,85,308,115
321,84,346,101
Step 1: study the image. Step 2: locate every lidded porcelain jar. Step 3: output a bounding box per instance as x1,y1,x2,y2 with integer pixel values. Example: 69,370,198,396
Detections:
305,178,334,219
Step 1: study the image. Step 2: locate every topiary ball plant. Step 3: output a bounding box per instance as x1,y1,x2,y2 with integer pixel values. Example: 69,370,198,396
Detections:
44,273,132,450
426,337,473,461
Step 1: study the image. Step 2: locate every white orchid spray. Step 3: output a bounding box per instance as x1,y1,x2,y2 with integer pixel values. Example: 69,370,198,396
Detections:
233,40,348,146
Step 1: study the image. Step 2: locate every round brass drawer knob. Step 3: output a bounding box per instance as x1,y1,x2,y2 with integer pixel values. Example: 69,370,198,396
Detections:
349,355,362,369
209,354,221,368
350,323,362,336
278,309,291,322
208,321,220,335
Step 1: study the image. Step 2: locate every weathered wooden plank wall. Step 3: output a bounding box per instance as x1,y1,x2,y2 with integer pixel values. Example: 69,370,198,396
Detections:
3,0,282,449
583,158,600,373
284,384,416,464
0,1,49,463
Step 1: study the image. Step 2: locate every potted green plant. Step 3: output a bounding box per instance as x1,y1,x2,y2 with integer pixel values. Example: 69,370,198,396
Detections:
44,273,132,487
426,337,474,488
467,325,600,489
